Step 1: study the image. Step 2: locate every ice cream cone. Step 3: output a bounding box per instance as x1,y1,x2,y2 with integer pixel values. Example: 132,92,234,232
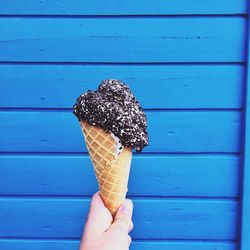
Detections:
80,120,132,216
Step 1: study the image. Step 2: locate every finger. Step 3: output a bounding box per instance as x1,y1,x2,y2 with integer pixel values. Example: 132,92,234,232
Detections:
127,235,132,245
128,220,134,233
84,192,113,235
110,199,133,234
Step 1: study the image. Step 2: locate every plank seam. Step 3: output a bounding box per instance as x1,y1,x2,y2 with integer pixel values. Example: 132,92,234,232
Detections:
0,62,246,66
0,108,242,112
0,195,239,201
0,14,247,18
0,238,237,243
0,152,241,156
0,152,240,156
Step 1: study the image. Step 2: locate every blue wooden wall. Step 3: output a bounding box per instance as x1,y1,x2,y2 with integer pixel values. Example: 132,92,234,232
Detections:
0,1,249,249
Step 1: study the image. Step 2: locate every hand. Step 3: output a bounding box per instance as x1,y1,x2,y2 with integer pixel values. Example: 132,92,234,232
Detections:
79,192,134,250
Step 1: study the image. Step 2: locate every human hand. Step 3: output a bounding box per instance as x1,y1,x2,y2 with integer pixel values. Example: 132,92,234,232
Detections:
79,192,133,250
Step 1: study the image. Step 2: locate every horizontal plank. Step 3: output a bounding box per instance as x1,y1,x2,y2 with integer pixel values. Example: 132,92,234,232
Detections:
0,155,239,197
0,17,246,62
0,198,238,240
0,239,237,250
0,65,244,109
0,0,247,15
0,111,241,153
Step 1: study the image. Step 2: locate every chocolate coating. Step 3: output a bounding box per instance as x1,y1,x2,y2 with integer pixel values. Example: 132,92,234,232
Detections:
73,79,149,152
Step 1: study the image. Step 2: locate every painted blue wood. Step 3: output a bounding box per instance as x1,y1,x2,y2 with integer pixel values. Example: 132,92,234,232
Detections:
0,111,241,153
0,17,246,62
0,198,238,240
0,0,247,15
0,155,239,197
0,65,244,109
0,0,246,247
240,5,250,250
0,239,237,250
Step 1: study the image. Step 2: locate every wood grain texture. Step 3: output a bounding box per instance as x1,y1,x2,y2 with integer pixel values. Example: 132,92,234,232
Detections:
0,155,239,197
0,0,247,15
0,239,237,250
0,111,241,153
0,198,238,240
0,17,246,62
0,64,244,109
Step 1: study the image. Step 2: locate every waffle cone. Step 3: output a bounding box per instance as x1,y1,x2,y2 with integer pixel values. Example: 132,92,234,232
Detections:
80,121,132,215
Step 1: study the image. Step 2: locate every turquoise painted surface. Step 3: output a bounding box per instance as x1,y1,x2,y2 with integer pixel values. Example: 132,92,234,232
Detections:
0,1,249,249
0,65,244,109
0,18,246,62
0,155,240,197
1,0,247,15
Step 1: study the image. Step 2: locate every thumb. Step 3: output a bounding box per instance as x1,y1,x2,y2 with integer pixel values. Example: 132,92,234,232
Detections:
110,199,134,234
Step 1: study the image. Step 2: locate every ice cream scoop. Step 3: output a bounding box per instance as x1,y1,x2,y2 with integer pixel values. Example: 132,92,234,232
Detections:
73,79,149,152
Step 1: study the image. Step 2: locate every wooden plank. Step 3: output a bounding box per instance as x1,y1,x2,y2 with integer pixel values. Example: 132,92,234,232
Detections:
0,198,238,240
0,17,246,63
240,5,250,250
0,0,247,15
0,239,237,250
0,111,241,153
0,65,244,109
0,155,239,197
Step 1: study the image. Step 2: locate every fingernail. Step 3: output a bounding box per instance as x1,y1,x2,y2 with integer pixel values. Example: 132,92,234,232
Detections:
120,200,132,215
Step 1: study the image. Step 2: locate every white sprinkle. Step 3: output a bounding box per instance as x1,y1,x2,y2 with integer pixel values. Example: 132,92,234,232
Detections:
111,132,124,157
